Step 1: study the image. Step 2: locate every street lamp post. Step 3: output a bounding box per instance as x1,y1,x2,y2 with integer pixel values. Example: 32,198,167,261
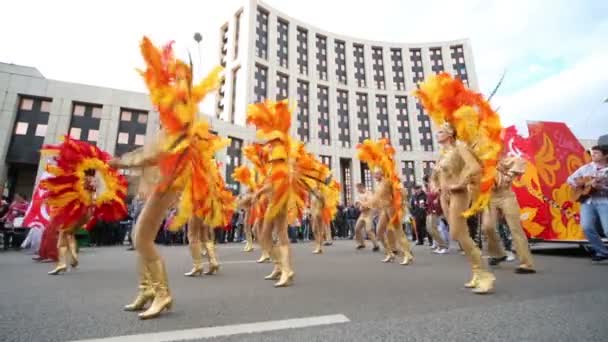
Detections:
193,32,203,78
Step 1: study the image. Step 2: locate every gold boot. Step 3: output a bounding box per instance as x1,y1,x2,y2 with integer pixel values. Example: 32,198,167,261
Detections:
48,247,68,275
264,246,282,280
203,241,220,275
312,241,323,254
68,237,79,268
274,245,294,287
124,263,155,311
138,259,172,319
464,270,479,289
184,242,204,277
257,250,271,263
398,230,414,265
472,271,496,294
243,232,254,252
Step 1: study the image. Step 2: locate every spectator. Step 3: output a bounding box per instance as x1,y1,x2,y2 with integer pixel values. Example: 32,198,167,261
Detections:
410,185,431,246
345,205,359,239
1,193,29,227
126,193,145,250
1,193,29,249
301,207,311,241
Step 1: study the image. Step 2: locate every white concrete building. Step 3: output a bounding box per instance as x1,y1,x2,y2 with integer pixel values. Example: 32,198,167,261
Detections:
215,0,478,204
1,0,480,204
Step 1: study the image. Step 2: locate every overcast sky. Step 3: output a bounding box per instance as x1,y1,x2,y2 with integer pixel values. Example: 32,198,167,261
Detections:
1,0,606,139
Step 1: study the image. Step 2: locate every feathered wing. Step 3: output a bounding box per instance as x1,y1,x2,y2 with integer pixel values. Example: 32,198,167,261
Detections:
40,136,127,231
356,138,404,227
414,72,503,216
246,100,330,225
138,36,228,229
320,179,341,225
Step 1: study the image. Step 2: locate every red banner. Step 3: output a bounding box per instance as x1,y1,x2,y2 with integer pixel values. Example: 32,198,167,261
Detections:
22,171,51,230
504,122,590,241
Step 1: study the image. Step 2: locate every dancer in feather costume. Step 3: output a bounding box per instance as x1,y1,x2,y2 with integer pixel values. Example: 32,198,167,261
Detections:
110,37,227,318
310,178,340,254
357,138,413,265
237,143,273,261
415,72,501,294
248,100,331,287
41,137,127,275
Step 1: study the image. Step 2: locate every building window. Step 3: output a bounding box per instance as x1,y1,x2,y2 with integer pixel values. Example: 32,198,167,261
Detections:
276,18,289,68
230,67,240,123
360,162,373,192
409,48,424,85
422,160,436,179
297,27,308,75
87,129,99,142
226,137,243,194
315,34,328,80
233,10,242,60
216,75,226,118
115,108,148,156
14,122,29,135
276,72,289,100
430,47,444,74
296,80,310,142
416,102,434,151
337,89,351,148
395,96,412,151
391,48,406,91
220,23,229,67
450,45,469,87
253,63,268,103
402,160,416,195
353,44,366,88
70,127,82,140
35,124,47,137
372,47,385,90
20,98,34,111
334,40,347,85
356,92,370,143
340,158,353,205
255,7,269,60
375,95,390,140
320,155,332,168
8,96,52,164
317,86,330,145
69,102,102,145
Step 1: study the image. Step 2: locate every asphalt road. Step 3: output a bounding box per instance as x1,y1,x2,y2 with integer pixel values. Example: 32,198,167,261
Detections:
1,240,607,342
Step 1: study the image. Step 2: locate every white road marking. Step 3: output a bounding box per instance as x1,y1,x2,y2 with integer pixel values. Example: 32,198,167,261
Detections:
204,260,258,265
70,314,350,342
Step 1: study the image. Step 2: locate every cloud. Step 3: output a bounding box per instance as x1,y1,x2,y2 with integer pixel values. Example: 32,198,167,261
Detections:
493,50,608,139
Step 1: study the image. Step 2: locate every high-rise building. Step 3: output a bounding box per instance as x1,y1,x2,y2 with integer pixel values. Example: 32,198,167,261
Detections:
214,0,479,202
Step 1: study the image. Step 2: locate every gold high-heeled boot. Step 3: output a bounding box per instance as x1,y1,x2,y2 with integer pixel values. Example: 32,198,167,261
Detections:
243,231,254,252
464,266,481,288
472,270,496,294
264,246,282,280
124,263,155,311
138,259,172,320
397,230,414,265
274,245,294,287
68,237,79,268
184,242,204,277
257,250,271,263
312,239,323,254
203,241,220,275
48,246,68,275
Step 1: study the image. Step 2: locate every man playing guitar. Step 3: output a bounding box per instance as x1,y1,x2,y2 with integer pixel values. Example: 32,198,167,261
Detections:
567,145,608,263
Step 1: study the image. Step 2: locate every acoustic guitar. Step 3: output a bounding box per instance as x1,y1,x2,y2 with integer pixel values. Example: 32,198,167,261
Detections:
572,167,608,202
